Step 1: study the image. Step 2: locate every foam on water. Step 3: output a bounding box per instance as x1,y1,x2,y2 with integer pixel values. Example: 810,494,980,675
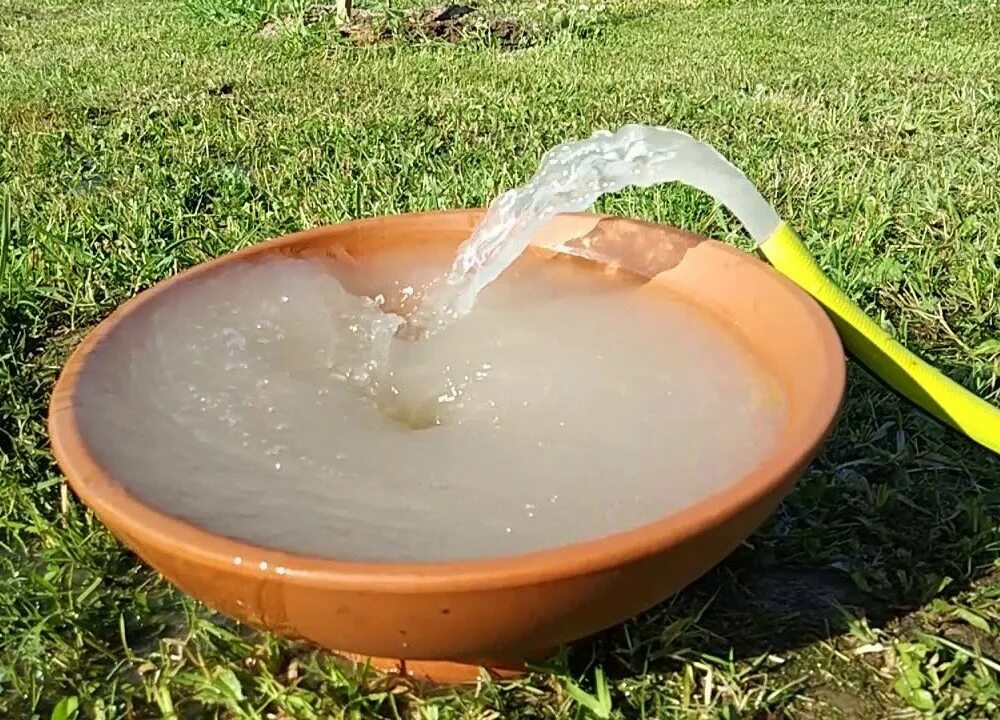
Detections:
76,251,785,563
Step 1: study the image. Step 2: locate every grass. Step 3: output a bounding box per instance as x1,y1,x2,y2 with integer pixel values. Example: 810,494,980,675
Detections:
1,0,999,716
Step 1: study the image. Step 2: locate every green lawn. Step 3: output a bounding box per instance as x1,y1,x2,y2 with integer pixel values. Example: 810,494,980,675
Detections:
2,0,1000,717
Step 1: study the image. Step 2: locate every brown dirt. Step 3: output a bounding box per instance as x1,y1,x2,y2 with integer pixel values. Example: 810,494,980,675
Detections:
261,4,530,48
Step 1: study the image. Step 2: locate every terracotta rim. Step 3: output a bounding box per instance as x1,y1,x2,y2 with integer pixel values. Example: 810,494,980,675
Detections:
48,210,845,593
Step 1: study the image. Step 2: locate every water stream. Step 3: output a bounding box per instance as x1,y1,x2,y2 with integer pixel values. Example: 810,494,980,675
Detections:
405,125,781,335
337,125,784,415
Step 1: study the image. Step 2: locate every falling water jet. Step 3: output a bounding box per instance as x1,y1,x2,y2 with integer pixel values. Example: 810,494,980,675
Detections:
404,125,780,336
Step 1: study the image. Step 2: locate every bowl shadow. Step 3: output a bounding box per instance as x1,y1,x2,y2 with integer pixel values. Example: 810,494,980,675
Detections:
568,361,1000,677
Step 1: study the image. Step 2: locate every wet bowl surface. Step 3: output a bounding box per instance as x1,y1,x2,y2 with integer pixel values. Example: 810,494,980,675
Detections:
48,210,845,682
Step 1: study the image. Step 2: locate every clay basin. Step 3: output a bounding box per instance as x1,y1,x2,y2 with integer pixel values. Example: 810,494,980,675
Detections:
49,210,845,683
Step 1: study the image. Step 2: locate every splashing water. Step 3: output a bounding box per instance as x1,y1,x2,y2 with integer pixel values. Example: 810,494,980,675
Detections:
343,125,783,414
405,125,782,335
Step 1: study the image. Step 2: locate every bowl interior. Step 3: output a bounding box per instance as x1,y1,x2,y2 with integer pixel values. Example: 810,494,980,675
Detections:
48,211,845,588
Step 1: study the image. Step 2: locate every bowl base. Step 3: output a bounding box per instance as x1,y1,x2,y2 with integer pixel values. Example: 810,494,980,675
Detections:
336,651,532,684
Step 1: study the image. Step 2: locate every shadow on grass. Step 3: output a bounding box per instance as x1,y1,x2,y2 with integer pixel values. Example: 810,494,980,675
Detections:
570,362,1000,676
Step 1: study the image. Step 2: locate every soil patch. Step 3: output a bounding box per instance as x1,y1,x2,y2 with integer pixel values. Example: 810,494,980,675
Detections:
261,4,531,48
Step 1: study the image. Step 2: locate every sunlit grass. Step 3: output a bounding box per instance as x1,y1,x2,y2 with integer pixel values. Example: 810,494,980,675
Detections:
1,0,998,717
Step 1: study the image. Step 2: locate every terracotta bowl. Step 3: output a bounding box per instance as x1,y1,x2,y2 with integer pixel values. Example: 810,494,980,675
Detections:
48,210,845,683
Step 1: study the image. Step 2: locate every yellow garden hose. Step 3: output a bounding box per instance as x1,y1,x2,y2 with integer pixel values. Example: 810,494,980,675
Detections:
760,222,1000,455
523,126,999,456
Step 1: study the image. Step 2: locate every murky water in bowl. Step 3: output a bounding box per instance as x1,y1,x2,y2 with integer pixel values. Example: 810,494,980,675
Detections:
74,250,785,563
